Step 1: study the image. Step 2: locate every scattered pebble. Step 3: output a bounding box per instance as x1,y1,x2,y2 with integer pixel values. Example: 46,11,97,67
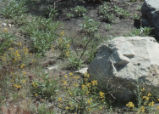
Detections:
8,24,12,28
1,23,7,27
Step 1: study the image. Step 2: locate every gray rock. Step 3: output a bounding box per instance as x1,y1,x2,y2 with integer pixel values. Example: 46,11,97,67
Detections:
141,0,159,38
88,36,159,103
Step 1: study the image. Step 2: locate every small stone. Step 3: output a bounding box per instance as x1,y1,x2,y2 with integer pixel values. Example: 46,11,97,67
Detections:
1,23,7,27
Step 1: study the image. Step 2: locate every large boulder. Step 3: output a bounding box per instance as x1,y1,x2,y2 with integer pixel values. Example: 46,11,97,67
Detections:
88,36,159,104
141,0,159,38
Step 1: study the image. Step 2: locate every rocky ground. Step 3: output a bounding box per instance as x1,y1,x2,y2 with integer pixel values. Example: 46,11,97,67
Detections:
0,0,159,114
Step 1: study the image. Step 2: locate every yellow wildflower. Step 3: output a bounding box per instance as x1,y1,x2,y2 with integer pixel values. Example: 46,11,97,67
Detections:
156,106,159,110
21,79,26,84
66,43,70,48
91,80,98,86
64,74,68,78
99,106,103,110
13,84,21,89
15,50,21,60
87,98,92,105
148,101,154,107
60,31,64,36
147,92,152,97
68,91,73,96
34,93,38,97
22,71,27,75
32,82,38,88
84,72,90,78
139,106,145,113
3,27,8,32
141,88,145,92
65,106,70,110
86,83,91,88
73,83,79,87
99,91,105,99
126,102,135,108
65,50,70,57
20,64,25,69
87,108,91,111
17,42,22,47
63,81,67,86
69,72,73,76
82,84,86,90
23,47,29,55
143,96,149,101
58,97,62,102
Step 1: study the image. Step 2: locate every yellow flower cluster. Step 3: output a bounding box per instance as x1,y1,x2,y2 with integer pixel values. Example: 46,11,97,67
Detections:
87,98,92,105
148,101,154,107
91,80,98,86
126,102,134,108
57,31,71,58
143,96,149,101
32,82,38,88
99,91,105,99
57,72,105,113
13,83,21,89
139,106,145,113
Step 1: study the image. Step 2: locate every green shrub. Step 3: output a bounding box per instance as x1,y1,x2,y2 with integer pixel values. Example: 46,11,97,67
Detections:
21,17,59,54
0,32,16,55
80,16,100,35
98,2,129,23
0,0,27,19
98,3,115,23
71,6,87,17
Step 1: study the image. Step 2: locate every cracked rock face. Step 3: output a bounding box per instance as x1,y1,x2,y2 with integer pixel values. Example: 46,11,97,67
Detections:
88,36,159,103
141,0,159,39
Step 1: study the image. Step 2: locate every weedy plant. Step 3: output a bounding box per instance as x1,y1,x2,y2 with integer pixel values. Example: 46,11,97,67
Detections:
0,31,16,55
0,0,27,19
80,16,100,35
57,72,108,113
71,6,87,17
126,86,159,113
65,17,100,69
98,2,115,23
98,2,129,23
31,73,58,101
21,16,59,55
114,5,130,18
57,31,71,58
128,27,153,36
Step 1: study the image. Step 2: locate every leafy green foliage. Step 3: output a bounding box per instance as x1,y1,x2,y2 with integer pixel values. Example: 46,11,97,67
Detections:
98,2,129,23
129,27,153,36
0,0,27,18
80,16,100,35
0,32,16,55
71,6,87,17
31,74,58,101
21,17,59,54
